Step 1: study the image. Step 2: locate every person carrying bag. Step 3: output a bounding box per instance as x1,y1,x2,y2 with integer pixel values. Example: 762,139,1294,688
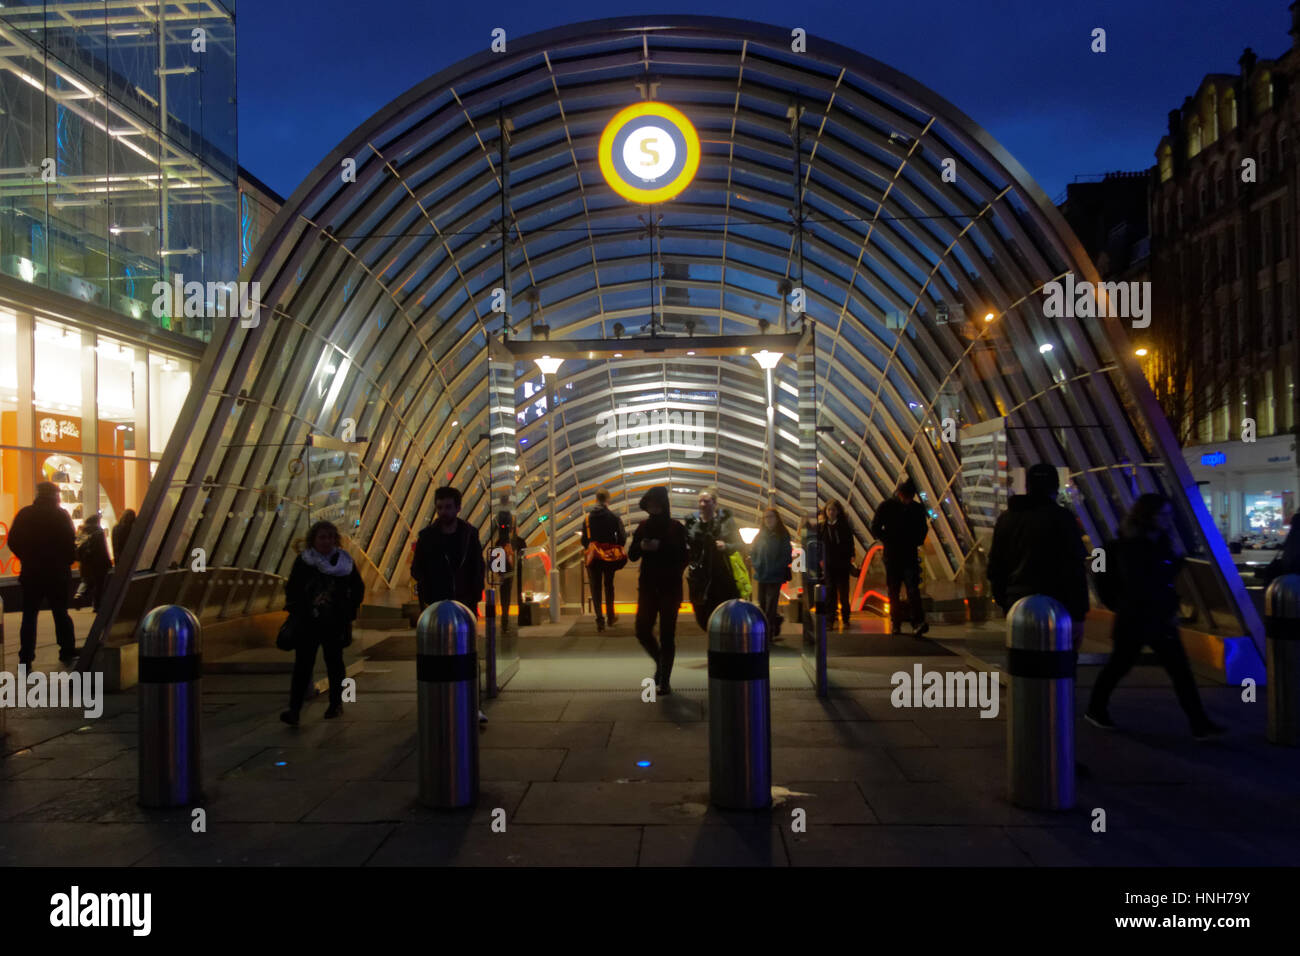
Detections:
581,488,627,631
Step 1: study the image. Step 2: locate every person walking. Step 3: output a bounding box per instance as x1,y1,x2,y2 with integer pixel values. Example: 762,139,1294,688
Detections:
870,479,930,636
823,499,857,630
411,486,488,724
411,486,486,613
7,482,78,664
751,508,793,641
281,520,365,725
490,494,518,631
683,488,742,630
797,509,826,623
987,462,1089,640
110,508,136,565
1085,494,1226,739
581,488,627,631
627,485,689,694
75,514,112,613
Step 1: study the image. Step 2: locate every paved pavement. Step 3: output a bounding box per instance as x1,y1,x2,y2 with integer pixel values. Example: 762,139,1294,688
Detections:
1,607,1297,866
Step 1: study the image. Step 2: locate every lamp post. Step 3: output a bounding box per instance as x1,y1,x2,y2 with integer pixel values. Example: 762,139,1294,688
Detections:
753,349,782,507
535,355,564,623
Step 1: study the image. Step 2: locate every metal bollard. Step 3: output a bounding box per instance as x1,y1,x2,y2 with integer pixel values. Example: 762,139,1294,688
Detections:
1265,574,1300,746
1005,595,1074,810
484,586,498,699
416,600,479,808
708,599,771,810
138,605,202,807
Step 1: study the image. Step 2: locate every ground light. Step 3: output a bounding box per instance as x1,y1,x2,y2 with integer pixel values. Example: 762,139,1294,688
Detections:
636,760,652,768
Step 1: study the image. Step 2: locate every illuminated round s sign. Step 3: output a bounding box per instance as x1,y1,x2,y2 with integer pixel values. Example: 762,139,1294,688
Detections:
598,102,700,203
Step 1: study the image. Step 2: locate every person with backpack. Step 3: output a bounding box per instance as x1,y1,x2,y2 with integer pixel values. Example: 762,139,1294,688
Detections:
580,488,627,631
751,508,793,641
683,487,742,630
281,520,365,725
411,486,486,612
7,482,78,664
1085,494,1226,740
628,485,689,694
870,479,931,635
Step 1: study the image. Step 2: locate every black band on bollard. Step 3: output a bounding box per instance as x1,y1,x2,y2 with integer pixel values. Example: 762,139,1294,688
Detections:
139,654,202,684
417,652,477,682
1266,617,1300,641
708,650,769,681
1006,647,1076,679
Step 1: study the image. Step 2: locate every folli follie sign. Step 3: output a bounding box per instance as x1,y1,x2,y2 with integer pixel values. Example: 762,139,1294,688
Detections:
37,415,82,449
598,102,700,204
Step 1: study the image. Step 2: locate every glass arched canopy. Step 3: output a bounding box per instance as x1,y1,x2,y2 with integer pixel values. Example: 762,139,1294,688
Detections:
94,15,1264,679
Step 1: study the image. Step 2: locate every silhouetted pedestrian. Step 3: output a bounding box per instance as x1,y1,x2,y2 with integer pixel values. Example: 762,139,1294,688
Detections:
988,463,1089,640
683,487,741,629
628,486,689,694
751,508,793,641
490,493,519,630
1086,494,1225,740
281,520,365,725
870,479,930,635
7,482,78,664
411,486,486,612
823,499,857,629
111,508,136,564
581,488,627,631
75,514,112,612
1258,512,1300,583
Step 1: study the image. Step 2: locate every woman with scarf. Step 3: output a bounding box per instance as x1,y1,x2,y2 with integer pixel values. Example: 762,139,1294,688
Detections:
683,487,742,630
282,520,365,725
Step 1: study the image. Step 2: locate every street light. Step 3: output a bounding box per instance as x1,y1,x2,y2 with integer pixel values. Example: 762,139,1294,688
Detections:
752,350,783,505
534,356,563,622
1135,347,1149,357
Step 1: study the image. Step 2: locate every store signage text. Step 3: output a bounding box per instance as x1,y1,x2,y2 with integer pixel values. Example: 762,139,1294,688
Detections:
38,418,79,443
1200,451,1226,467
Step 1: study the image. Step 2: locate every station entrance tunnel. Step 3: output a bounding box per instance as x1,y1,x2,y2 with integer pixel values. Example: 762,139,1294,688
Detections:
85,16,1266,692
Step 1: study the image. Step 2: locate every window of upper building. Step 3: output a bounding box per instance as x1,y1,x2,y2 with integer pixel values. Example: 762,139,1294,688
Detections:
1188,117,1203,158
1223,89,1238,132
1254,71,1274,114
1159,144,1174,183
1198,180,1208,217
1204,85,1219,145
1213,165,1225,206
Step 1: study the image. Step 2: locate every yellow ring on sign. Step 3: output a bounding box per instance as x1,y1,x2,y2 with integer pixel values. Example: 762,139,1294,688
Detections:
598,102,701,204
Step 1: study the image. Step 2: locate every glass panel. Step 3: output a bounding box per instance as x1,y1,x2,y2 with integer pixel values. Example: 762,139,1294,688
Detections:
798,327,823,682
486,334,519,691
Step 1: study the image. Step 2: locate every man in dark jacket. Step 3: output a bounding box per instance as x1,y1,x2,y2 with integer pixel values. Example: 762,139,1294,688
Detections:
683,488,741,629
870,478,930,635
411,486,485,613
987,463,1089,639
580,488,627,631
7,482,78,663
628,485,689,694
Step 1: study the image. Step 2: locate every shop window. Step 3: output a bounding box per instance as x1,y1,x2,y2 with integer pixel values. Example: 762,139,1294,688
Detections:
149,353,192,455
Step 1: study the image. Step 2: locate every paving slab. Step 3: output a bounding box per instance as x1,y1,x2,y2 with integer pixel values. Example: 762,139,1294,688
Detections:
303,781,529,825
0,822,177,866
386,747,564,783
639,826,789,866
782,824,1032,866
134,823,395,866
365,823,642,866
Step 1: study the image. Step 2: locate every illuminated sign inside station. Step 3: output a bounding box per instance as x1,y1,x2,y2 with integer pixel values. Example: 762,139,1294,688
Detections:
598,102,700,203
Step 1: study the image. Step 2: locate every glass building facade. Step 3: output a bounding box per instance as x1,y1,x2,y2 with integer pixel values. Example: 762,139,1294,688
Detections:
0,2,249,580
93,16,1266,685
0,1,237,340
